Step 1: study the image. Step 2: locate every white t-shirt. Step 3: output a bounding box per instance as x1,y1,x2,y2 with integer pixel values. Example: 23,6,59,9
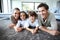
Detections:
25,19,39,28
16,19,27,28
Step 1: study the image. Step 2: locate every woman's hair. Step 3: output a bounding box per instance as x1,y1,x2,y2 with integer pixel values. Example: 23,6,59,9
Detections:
13,8,20,14
28,11,37,18
14,8,20,11
12,8,20,20
20,11,28,19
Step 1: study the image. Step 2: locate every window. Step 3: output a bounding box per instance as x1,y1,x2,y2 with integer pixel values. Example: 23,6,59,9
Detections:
22,2,34,11
35,3,41,10
22,2,41,11
0,0,2,13
11,0,42,11
11,0,22,10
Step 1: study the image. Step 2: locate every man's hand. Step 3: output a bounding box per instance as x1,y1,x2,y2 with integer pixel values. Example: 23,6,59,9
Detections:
39,26,60,36
49,30,60,36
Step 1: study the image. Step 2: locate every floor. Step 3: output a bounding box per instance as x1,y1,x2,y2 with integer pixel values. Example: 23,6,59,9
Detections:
0,19,60,40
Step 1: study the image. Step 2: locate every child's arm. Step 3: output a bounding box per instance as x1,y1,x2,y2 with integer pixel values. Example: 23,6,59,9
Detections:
32,19,39,34
33,27,38,34
14,20,23,32
26,28,34,33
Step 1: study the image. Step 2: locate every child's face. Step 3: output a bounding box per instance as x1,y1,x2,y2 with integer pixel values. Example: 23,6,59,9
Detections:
20,13,26,20
29,16,36,22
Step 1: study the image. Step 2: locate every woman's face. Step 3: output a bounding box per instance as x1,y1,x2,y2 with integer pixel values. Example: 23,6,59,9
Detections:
14,10,20,19
20,13,26,20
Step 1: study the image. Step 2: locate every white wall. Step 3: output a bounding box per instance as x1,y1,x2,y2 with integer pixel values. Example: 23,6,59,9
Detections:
12,0,22,10
3,0,8,13
2,0,60,14
20,0,59,9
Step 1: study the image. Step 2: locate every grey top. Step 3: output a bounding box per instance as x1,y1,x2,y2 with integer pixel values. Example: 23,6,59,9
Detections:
10,16,18,24
38,12,58,30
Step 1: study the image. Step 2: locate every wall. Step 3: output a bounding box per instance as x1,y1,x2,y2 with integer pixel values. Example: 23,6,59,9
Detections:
1,0,60,13
20,0,59,9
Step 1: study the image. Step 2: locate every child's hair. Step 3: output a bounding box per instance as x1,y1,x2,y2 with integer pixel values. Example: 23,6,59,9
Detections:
20,11,28,19
28,11,37,18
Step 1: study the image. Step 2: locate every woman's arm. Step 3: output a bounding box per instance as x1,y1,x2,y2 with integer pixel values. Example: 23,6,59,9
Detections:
14,20,23,32
14,27,23,32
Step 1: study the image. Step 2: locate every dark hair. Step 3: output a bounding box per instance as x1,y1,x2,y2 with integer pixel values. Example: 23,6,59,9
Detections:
28,11,37,18
37,3,49,10
14,8,20,11
20,11,28,19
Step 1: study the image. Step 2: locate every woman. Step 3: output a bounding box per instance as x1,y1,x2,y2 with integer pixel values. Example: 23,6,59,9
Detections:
9,8,20,28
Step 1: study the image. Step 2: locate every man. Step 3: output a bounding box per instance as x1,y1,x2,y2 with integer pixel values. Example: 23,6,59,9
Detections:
37,3,60,35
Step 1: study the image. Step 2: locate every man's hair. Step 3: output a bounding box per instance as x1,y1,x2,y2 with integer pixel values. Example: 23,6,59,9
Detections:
37,3,49,10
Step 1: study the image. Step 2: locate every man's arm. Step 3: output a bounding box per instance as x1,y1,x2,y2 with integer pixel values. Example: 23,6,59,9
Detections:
39,26,60,35
48,13,57,30
39,14,60,35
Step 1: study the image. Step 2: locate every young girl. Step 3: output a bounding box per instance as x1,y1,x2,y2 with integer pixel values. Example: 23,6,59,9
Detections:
9,8,20,28
14,11,28,32
25,11,39,34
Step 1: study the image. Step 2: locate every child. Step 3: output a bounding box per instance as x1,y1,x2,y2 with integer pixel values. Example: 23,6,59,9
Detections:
25,11,39,34
14,11,28,32
9,8,20,28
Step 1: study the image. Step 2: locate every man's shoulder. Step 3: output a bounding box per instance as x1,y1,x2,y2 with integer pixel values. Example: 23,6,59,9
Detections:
48,12,56,21
48,12,55,16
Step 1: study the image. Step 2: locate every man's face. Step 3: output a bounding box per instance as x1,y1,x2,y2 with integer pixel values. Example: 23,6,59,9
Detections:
38,7,48,19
